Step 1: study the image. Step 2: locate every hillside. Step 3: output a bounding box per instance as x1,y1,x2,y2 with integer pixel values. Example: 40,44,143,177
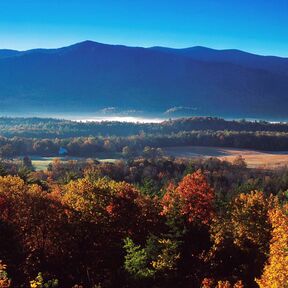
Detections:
2,116,288,138
0,41,288,119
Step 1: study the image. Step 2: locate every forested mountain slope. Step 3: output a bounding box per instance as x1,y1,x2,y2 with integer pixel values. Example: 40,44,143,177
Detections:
0,41,288,118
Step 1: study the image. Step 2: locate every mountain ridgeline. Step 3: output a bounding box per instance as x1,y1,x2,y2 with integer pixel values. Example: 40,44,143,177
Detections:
0,41,288,119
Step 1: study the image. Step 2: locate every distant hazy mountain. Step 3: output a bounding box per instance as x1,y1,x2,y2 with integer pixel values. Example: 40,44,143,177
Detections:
0,49,21,59
0,40,288,119
151,46,288,75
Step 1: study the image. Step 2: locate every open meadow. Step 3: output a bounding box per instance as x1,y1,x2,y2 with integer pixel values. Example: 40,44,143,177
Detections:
29,156,119,170
27,146,288,171
163,146,288,169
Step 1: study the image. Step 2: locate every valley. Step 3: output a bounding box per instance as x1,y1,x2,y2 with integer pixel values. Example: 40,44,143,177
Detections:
21,146,288,171
163,146,288,169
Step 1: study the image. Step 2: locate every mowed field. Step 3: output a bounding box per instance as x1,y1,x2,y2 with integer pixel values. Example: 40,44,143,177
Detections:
28,146,288,170
30,156,119,171
163,146,288,169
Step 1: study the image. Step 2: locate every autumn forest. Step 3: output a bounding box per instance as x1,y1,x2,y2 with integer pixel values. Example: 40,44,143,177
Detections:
0,153,287,287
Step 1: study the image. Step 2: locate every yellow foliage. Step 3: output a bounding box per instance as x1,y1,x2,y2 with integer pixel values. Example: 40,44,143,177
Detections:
0,175,26,196
233,280,244,288
62,177,138,221
0,176,67,276
201,279,244,288
216,280,244,288
151,239,180,272
215,281,232,288
211,191,275,253
231,191,275,249
256,204,288,288
0,261,11,288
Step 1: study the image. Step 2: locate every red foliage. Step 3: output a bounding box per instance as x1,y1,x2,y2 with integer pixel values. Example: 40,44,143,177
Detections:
161,170,215,225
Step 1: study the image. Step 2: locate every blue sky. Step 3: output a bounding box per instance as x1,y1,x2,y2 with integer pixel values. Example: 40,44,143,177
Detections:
1,0,287,56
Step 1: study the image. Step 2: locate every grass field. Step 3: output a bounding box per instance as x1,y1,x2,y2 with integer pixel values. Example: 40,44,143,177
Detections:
25,146,288,170
163,146,288,169
30,156,119,171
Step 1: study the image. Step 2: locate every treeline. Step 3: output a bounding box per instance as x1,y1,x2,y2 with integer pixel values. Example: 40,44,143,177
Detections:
1,116,288,138
0,157,287,287
2,130,288,158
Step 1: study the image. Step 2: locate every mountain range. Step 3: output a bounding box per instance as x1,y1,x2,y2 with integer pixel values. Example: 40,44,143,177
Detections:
0,40,288,119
